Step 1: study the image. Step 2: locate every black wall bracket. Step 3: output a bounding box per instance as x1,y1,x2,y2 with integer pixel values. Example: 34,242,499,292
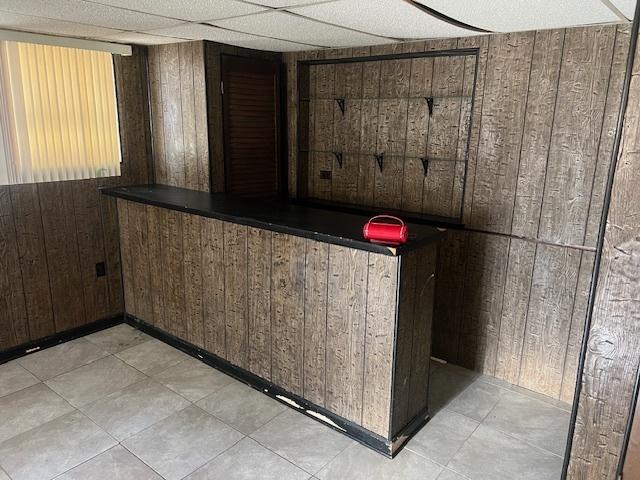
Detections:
375,152,385,172
420,157,429,176
425,96,434,116
336,98,346,115
333,151,344,168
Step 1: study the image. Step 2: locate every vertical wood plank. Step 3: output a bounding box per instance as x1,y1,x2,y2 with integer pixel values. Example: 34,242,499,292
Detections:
117,199,135,318
179,42,198,191
72,180,110,323
224,222,249,369
408,245,437,419
469,32,535,233
202,217,226,357
162,210,186,338
248,227,272,379
271,233,306,395
160,44,186,187
494,239,536,384
391,251,418,433
560,251,595,403
303,240,329,406
147,205,166,330
362,253,399,437
326,245,368,424
148,46,167,185
538,25,616,245
193,41,210,192
37,182,85,331
127,202,153,323
459,233,510,375
183,214,205,348
519,244,581,397
511,29,564,238
0,187,29,349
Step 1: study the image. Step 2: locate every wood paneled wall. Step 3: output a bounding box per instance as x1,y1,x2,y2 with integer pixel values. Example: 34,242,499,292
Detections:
567,30,640,479
148,42,209,192
0,46,153,352
285,24,631,402
298,49,475,218
117,198,436,439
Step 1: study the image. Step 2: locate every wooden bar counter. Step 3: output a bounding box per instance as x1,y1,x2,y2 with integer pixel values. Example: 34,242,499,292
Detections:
103,184,445,456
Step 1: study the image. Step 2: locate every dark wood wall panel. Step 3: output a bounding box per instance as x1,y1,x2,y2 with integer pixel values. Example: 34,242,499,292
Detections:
567,28,640,478
0,46,152,352
285,24,630,401
148,42,210,192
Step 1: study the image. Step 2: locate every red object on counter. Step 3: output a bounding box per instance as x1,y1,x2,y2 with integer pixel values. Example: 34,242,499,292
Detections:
363,215,409,246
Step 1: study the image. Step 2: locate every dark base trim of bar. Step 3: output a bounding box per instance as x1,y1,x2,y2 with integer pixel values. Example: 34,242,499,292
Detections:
0,313,125,365
124,314,429,457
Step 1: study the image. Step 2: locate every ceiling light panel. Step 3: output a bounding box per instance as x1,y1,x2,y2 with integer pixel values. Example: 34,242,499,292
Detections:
414,0,620,32
145,22,313,50
0,0,183,30
291,0,476,39
96,31,188,45
608,0,636,20
211,11,392,47
0,10,123,38
89,0,267,22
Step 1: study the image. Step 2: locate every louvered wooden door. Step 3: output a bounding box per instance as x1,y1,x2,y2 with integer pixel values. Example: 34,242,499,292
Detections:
222,55,282,198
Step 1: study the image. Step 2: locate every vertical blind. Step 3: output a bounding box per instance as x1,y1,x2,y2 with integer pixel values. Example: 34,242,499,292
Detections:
0,41,121,185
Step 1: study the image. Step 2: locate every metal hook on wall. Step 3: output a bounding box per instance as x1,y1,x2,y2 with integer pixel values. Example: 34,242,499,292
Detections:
335,98,346,115
425,96,434,116
333,151,343,168
375,152,385,172
420,157,429,176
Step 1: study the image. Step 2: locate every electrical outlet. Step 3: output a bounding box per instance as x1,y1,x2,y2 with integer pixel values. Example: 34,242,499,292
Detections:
95,262,106,278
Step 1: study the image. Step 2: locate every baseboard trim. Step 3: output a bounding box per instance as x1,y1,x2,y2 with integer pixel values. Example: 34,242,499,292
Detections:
0,313,125,365
124,313,429,457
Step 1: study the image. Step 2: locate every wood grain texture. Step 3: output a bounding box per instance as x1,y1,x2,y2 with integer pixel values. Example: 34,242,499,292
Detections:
459,233,509,376
117,199,135,319
519,244,581,397
147,205,166,330
538,26,616,246
247,227,272,379
127,202,153,323
408,245,437,420
148,41,210,191
183,214,205,348
511,29,564,238
469,32,535,233
568,35,640,476
163,210,187,339
201,216,226,357
326,245,368,424
303,239,329,406
494,239,536,384
271,232,306,395
362,253,399,437
224,222,249,369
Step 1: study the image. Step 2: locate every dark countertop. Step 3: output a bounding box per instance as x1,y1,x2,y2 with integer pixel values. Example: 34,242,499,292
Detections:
101,184,446,256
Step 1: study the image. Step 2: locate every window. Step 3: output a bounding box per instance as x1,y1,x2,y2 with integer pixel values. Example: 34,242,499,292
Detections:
0,41,121,185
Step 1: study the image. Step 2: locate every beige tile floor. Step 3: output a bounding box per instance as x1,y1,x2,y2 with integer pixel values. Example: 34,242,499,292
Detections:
0,324,571,480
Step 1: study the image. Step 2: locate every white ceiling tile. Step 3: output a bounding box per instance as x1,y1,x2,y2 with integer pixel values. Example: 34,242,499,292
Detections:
0,10,123,38
609,0,636,20
0,0,183,30
211,11,392,47
145,22,313,50
291,0,476,39
96,31,189,45
414,0,621,32
247,0,337,6
90,0,267,22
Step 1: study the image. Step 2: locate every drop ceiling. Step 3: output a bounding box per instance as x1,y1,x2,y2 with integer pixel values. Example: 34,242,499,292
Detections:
0,0,633,52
